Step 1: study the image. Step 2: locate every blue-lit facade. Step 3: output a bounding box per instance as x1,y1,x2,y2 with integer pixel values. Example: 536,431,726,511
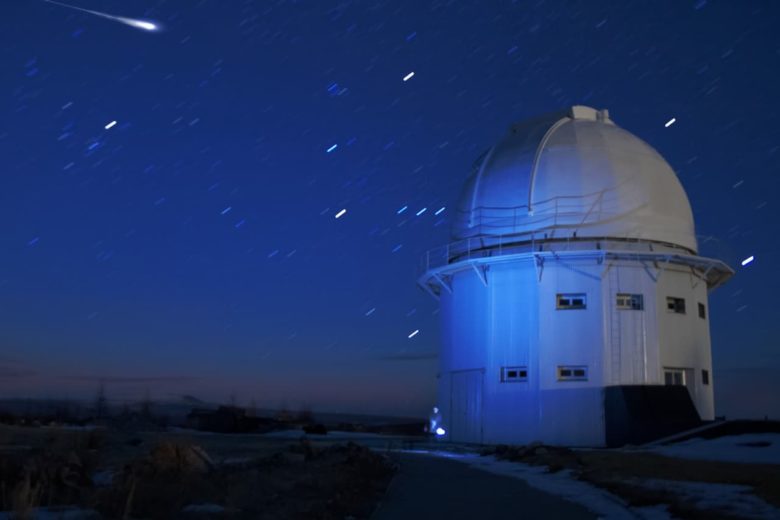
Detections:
420,106,733,446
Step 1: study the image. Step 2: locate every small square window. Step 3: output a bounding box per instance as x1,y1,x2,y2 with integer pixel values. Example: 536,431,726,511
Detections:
698,302,706,319
666,297,686,314
616,293,644,310
557,365,588,381
501,366,528,383
664,368,686,386
702,369,709,385
556,293,587,310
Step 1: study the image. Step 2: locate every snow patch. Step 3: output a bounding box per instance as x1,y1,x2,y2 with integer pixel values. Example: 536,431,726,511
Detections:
646,433,780,464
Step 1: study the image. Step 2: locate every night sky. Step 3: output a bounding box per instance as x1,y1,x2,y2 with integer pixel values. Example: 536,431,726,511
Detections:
1,0,778,418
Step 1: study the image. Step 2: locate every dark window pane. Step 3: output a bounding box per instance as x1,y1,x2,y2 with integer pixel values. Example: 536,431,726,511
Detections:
573,369,585,377
507,371,517,378
519,371,527,378
667,297,686,313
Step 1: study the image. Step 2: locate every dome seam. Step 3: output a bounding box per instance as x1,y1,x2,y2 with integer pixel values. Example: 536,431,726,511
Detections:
527,116,572,214
469,145,497,228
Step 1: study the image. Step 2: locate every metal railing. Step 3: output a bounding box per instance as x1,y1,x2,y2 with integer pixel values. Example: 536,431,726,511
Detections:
419,233,696,275
451,188,609,235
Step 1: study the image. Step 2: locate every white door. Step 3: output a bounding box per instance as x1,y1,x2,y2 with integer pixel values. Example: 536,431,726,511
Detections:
450,369,483,444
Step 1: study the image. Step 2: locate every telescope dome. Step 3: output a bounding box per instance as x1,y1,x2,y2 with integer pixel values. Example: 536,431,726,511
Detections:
453,106,697,253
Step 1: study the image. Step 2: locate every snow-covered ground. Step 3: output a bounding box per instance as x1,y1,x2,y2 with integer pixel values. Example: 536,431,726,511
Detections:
401,447,780,520
643,433,780,465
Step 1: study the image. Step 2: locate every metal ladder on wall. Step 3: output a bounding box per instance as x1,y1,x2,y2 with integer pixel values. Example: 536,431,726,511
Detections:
608,266,621,385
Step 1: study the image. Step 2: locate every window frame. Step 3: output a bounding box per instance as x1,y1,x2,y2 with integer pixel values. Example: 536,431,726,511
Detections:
664,367,686,386
501,366,528,383
666,296,686,314
698,302,707,319
616,293,644,310
556,293,587,310
557,365,588,382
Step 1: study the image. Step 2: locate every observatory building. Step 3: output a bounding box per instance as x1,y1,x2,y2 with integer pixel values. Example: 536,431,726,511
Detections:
419,106,733,447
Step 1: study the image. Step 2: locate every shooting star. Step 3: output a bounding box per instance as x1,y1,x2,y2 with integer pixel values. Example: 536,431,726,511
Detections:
44,0,161,32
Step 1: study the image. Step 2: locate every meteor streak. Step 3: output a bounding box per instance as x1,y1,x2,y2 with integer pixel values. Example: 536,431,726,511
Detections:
44,0,161,32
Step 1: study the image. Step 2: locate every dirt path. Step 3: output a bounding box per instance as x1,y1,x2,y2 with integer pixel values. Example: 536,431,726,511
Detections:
372,452,597,519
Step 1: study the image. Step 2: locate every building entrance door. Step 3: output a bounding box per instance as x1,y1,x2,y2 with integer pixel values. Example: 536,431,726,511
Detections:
449,369,484,444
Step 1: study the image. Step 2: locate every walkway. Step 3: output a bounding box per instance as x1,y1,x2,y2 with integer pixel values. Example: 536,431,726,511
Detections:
372,452,597,519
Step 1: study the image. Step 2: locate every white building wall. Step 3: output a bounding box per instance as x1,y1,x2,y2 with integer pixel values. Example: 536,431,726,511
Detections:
439,260,542,445
482,262,541,444
536,260,605,446
437,254,717,446
602,262,661,386
655,268,715,419
439,258,605,447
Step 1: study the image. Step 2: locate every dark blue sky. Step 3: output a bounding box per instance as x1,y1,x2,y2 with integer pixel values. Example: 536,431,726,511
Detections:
1,0,778,417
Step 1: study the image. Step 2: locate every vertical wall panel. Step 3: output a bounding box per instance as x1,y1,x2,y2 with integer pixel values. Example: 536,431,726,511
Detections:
450,369,483,443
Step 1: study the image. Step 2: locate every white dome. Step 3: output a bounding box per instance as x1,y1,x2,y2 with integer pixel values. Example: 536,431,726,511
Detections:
453,106,697,253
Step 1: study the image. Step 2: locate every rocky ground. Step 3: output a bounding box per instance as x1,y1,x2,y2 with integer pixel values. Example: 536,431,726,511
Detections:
0,425,396,519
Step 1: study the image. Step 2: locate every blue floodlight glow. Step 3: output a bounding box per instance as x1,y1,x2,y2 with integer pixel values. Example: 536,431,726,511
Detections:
741,255,754,266
326,144,338,153
435,427,446,436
